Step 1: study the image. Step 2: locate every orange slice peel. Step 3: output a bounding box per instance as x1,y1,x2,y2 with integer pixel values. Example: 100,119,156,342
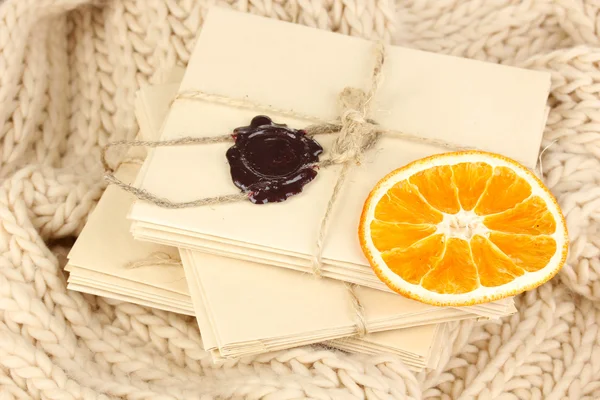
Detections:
359,150,569,307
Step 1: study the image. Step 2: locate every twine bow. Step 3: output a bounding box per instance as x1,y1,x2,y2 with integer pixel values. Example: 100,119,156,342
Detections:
102,42,480,337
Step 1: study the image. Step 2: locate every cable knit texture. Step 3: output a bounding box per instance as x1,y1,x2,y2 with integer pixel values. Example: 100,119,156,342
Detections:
0,0,599,398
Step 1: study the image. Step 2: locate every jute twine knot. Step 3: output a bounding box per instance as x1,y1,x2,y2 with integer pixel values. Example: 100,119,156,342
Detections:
328,87,380,165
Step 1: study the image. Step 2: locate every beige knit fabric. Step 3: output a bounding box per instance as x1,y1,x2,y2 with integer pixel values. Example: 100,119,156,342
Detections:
1,0,599,398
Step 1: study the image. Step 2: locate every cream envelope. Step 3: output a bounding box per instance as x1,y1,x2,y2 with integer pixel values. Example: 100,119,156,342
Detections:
179,248,452,369
67,269,191,309
66,283,192,316
328,323,448,360
183,247,452,370
132,67,516,317
67,162,187,296
131,76,517,361
127,8,551,294
134,71,516,319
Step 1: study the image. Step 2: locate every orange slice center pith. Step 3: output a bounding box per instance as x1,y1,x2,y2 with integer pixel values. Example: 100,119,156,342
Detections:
367,156,563,299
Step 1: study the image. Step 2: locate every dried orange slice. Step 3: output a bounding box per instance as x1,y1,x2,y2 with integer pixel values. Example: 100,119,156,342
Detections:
359,151,569,306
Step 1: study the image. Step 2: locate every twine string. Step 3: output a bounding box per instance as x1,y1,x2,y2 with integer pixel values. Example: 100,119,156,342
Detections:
102,135,235,172
537,139,559,178
103,42,474,337
311,161,352,277
125,251,182,269
344,283,368,337
102,135,249,208
173,90,328,125
309,43,385,278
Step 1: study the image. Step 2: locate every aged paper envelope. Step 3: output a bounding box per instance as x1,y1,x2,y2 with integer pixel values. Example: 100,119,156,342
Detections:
182,249,449,370
128,8,551,286
131,74,516,353
67,163,186,295
132,67,517,326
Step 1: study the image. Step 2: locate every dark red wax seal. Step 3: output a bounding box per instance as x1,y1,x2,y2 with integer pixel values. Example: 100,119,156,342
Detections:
226,115,323,204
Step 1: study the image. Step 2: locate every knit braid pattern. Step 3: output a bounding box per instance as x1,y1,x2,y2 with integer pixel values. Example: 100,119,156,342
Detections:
0,0,599,399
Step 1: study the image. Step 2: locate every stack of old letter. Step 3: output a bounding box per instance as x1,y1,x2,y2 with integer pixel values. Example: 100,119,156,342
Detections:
65,8,552,370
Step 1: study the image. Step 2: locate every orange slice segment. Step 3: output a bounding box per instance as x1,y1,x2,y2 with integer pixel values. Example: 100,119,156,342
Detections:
382,234,445,285
488,232,557,272
409,165,461,214
483,196,556,235
359,151,569,307
374,180,443,225
420,238,479,294
470,235,525,287
474,166,531,215
370,220,436,252
451,162,493,211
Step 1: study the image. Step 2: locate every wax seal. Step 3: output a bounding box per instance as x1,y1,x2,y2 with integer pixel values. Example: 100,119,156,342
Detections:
226,115,323,204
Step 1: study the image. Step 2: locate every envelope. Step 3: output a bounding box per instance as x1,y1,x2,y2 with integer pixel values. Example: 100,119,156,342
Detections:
131,70,517,361
134,68,517,320
127,8,551,292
